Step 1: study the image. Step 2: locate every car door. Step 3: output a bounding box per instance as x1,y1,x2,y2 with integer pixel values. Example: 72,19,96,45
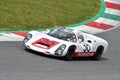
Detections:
75,35,95,57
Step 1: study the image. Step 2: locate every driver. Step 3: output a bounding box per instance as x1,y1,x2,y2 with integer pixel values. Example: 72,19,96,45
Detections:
68,34,76,42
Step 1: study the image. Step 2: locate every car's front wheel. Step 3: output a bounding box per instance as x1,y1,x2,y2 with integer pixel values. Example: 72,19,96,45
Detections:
65,46,76,61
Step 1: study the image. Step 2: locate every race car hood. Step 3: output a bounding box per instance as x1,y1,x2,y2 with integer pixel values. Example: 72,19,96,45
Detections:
29,32,73,50
32,37,60,49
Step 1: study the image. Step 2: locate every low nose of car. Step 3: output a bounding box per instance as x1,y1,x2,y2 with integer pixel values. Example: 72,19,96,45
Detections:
32,38,60,49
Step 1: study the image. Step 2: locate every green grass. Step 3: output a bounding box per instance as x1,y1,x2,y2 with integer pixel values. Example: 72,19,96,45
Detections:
0,0,100,31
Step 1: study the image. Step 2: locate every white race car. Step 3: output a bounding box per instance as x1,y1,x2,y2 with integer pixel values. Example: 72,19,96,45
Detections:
23,28,108,60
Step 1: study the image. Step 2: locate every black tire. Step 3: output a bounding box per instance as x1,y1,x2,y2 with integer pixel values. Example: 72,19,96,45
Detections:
65,46,76,61
92,46,104,60
24,46,30,51
24,47,29,51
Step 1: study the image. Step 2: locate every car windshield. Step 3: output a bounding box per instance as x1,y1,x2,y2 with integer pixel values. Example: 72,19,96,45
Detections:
47,28,76,42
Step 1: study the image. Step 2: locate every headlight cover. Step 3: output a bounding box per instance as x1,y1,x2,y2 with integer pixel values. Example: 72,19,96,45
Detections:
55,44,66,55
23,34,32,43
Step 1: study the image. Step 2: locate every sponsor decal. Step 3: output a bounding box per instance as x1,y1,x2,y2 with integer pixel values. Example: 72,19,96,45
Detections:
74,52,95,57
32,38,59,49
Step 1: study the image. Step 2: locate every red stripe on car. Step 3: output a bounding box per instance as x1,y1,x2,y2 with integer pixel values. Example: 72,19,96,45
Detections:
32,38,60,49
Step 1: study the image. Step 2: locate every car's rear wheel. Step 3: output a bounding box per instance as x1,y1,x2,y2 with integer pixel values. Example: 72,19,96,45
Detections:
65,46,76,61
92,46,104,60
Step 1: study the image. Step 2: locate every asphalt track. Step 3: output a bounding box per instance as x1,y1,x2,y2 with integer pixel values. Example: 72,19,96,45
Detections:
0,27,120,80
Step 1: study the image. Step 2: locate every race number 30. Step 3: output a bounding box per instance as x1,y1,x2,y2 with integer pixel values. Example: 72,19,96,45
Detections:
83,44,91,52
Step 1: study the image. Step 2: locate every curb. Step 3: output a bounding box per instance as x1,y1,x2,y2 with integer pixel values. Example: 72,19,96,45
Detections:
0,0,120,41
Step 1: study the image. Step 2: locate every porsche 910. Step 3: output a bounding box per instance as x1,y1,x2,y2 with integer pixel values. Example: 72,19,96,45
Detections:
23,28,108,60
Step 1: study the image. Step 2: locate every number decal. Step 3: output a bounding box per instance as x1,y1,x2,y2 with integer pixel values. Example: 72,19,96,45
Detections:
83,43,91,52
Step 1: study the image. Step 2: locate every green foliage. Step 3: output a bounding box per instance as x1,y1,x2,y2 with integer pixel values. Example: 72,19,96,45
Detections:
0,0,100,30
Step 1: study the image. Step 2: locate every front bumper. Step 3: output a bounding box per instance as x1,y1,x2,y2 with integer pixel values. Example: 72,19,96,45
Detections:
25,44,65,57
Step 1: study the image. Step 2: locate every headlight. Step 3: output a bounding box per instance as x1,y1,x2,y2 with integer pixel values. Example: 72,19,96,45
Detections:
55,44,66,55
23,34,32,43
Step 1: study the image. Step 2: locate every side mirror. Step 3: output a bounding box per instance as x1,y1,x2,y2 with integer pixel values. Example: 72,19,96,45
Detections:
46,29,50,33
44,29,50,34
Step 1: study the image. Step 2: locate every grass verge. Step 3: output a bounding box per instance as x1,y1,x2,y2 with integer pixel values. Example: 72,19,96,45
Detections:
0,0,100,30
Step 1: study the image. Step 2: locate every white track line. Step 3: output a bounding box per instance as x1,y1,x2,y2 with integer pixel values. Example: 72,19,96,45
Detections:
0,33,24,41
74,25,104,34
95,17,120,27
105,0,120,4
105,8,120,16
